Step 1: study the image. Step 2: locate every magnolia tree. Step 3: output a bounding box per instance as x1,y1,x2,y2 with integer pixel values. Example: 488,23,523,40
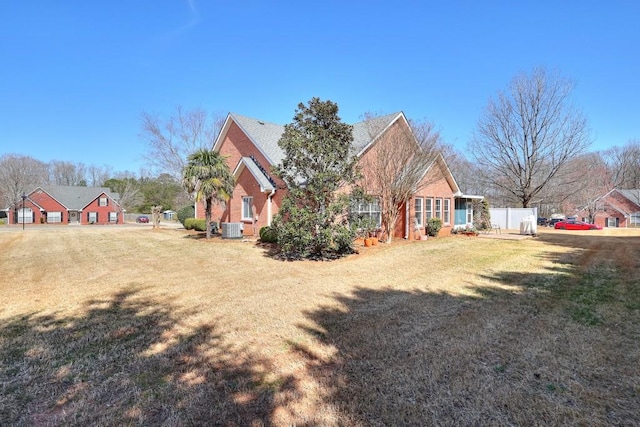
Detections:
272,98,360,258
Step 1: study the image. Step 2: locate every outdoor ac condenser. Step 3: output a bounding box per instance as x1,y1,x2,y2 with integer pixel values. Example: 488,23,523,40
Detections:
221,222,243,239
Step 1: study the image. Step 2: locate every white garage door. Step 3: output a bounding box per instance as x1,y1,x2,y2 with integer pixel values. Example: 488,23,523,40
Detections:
47,211,62,223
18,208,33,224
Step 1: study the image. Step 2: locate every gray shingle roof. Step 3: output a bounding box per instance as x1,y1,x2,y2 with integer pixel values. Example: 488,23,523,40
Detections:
229,112,402,165
351,112,401,154
37,185,119,210
230,113,286,165
617,189,640,207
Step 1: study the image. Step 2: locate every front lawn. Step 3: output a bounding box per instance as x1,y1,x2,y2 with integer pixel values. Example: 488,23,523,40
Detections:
1,226,638,425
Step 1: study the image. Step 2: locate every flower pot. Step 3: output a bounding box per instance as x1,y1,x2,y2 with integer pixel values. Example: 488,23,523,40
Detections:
371,238,378,246
364,238,373,247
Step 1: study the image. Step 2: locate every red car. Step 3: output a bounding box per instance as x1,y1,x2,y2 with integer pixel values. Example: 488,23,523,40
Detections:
554,220,601,230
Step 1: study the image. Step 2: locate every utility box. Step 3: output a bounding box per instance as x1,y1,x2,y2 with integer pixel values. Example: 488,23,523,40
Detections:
221,222,243,239
520,215,537,235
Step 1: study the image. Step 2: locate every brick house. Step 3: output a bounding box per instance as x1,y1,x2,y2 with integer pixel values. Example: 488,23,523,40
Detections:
6,185,122,225
577,189,640,228
201,112,480,238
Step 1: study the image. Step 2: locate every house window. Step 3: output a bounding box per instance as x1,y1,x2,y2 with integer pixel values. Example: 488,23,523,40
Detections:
466,200,473,223
630,213,640,227
444,199,450,224
47,212,62,223
425,198,433,220
99,197,108,206
109,212,118,223
435,199,442,220
353,199,381,227
242,196,253,220
606,217,618,228
88,212,98,223
414,198,424,228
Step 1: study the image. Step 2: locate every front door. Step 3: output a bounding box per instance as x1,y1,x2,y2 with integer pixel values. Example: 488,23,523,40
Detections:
69,211,79,224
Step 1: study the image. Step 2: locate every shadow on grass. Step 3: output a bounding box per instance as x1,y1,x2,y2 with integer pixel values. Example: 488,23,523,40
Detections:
0,289,296,425
295,269,640,424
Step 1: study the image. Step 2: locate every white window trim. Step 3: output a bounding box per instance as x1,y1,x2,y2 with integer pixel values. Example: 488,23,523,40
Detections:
99,197,108,207
108,212,118,223
425,197,433,220
242,196,254,221
444,199,451,225
353,198,382,228
414,197,424,228
435,198,442,220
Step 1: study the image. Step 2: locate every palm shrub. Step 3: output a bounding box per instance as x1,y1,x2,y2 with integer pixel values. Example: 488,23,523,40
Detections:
182,149,234,239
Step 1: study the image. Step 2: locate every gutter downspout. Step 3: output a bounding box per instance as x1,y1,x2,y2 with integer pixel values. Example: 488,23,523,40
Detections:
404,202,410,239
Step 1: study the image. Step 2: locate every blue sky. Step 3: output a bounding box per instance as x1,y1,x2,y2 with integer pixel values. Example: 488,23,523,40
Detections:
1,1,638,174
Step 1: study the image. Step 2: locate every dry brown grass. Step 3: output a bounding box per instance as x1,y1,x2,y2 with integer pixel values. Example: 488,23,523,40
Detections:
1,225,639,425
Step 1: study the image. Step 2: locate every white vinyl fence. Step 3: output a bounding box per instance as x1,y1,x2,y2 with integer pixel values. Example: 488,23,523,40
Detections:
489,207,538,230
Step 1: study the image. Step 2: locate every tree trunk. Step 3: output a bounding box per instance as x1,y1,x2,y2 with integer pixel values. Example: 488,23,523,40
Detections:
204,199,212,239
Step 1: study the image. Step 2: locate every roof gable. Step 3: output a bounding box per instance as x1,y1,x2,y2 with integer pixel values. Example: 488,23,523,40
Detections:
214,112,404,167
616,189,640,207
213,113,285,166
211,111,461,196
419,153,461,196
352,112,403,156
233,157,276,192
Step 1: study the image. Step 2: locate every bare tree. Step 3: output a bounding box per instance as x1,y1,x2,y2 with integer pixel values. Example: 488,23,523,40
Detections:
86,164,112,187
604,139,640,189
140,106,225,181
103,176,142,212
359,113,441,243
470,67,591,207
48,161,87,186
0,154,49,207
440,143,485,196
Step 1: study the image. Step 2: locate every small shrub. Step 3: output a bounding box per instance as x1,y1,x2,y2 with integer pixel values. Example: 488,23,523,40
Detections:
177,205,195,226
193,219,207,232
426,218,443,237
259,225,278,243
184,218,196,230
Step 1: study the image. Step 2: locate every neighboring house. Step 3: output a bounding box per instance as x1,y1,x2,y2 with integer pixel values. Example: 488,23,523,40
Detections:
5,185,122,225
577,189,640,228
202,112,480,238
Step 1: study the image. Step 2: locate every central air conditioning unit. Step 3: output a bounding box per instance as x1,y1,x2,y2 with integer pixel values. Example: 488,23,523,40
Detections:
221,222,243,239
